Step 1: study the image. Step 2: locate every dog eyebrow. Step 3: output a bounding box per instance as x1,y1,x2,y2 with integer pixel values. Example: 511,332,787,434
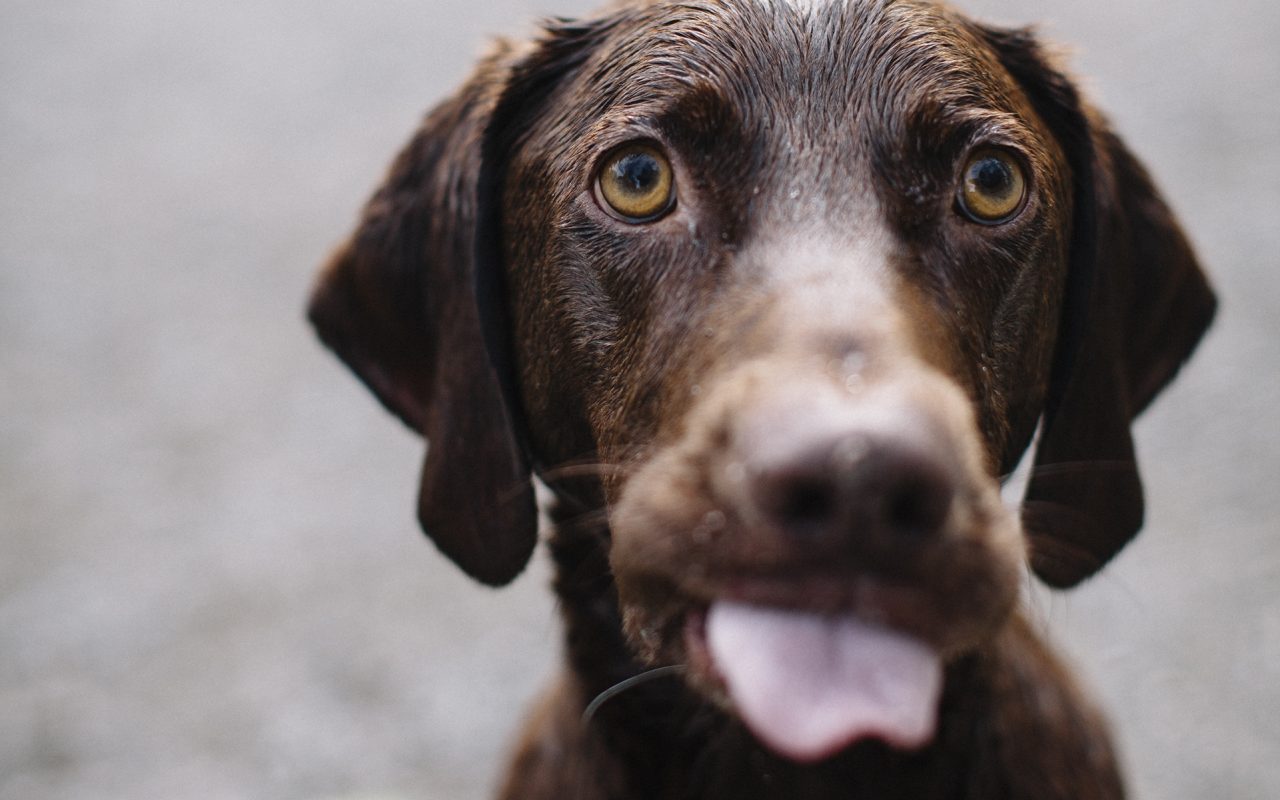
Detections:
895,101,1040,158
576,78,751,154
941,107,1031,137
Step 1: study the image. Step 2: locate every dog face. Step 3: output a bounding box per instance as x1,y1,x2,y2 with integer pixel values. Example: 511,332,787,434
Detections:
309,0,1214,763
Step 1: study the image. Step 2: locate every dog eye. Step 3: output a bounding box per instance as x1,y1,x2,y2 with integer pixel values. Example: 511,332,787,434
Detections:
957,149,1027,224
596,143,675,223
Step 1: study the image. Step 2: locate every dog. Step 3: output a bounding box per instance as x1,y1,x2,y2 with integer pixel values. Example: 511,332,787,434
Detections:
308,1,1215,797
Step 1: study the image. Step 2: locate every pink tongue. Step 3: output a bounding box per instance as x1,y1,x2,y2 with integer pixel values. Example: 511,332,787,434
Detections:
706,601,942,762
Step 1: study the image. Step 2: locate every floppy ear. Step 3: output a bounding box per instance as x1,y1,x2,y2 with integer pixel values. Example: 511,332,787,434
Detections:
982,27,1217,587
308,45,537,586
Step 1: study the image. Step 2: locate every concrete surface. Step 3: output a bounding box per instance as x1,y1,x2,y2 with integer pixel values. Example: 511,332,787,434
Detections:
1,1,1276,798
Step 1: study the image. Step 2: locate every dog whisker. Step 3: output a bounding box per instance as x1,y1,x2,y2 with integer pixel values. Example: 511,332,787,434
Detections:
1019,498,1106,528
1025,460,1139,479
540,461,632,481
582,665,687,725
557,505,612,536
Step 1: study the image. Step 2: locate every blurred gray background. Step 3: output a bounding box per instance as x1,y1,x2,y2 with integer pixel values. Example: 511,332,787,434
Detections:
2,0,1276,798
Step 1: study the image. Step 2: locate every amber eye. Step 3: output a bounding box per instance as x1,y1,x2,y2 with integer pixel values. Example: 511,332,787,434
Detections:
958,148,1027,224
596,143,675,222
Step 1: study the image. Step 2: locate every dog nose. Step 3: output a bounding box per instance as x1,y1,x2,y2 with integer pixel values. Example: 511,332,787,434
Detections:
749,428,956,544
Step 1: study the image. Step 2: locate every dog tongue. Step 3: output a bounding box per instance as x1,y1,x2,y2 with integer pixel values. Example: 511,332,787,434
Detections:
705,601,942,762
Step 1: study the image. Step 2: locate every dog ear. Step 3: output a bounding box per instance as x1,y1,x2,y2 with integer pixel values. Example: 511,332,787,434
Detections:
980,27,1217,588
308,45,538,586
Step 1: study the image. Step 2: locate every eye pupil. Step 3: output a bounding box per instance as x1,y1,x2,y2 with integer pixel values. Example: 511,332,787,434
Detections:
614,153,659,194
974,158,1011,195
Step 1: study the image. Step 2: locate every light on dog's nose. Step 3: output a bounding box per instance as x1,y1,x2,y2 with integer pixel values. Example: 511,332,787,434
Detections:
957,148,1027,224
596,142,675,222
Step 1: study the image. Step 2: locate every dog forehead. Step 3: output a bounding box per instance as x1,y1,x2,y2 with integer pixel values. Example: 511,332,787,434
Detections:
755,0,843,11
564,0,1014,139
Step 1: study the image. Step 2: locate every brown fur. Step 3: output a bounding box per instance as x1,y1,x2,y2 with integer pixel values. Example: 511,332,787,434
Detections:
308,1,1215,797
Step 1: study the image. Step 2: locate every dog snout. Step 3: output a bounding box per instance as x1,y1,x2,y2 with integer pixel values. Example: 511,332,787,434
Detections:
738,408,958,548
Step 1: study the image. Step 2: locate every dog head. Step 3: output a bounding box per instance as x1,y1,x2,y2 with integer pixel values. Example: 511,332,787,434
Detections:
309,0,1214,761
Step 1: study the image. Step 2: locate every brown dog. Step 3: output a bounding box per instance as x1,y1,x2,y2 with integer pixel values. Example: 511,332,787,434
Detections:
308,1,1215,797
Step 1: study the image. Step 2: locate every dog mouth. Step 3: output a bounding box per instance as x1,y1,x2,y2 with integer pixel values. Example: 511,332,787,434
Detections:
612,511,1018,763
612,500,1017,763
682,596,943,763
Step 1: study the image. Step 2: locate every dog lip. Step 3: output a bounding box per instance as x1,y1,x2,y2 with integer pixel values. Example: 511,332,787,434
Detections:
682,606,719,684
675,572,960,660
680,581,910,678
730,577,939,638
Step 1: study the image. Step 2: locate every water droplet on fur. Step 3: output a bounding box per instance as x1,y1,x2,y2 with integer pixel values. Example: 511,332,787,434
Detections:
640,626,661,649
702,509,726,530
833,437,869,469
833,352,866,393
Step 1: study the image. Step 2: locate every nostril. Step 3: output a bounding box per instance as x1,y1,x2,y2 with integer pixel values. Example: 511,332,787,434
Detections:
884,472,954,537
775,478,837,527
